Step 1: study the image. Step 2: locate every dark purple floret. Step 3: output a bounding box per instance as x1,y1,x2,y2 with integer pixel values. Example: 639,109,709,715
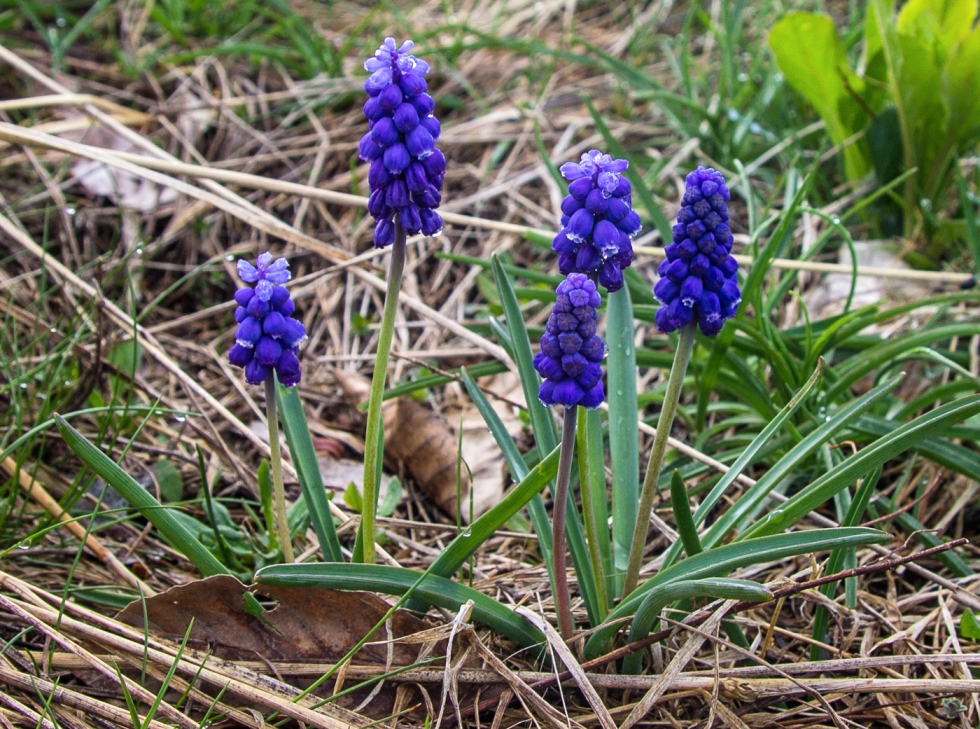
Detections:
654,167,740,337
228,253,307,387
360,38,443,248
533,274,606,409
551,151,640,293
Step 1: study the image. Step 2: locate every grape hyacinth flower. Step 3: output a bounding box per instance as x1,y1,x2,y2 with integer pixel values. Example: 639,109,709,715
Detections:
534,273,607,409
359,38,444,248
532,273,607,639
623,167,742,598
227,252,306,564
654,166,740,336
552,151,642,292
228,253,307,387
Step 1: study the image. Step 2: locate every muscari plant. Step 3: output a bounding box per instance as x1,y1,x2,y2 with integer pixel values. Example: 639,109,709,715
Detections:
50,34,980,677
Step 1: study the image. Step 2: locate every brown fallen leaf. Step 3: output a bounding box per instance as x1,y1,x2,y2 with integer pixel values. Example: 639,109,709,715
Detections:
116,575,441,717
335,369,506,520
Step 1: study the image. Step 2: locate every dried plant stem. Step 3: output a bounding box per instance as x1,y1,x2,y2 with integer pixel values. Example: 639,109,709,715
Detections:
266,378,294,564
361,222,406,564
622,322,697,599
552,406,579,642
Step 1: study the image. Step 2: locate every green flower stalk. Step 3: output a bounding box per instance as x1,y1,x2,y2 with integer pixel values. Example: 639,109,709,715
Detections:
358,38,444,562
228,253,307,563
621,167,741,599
533,273,606,639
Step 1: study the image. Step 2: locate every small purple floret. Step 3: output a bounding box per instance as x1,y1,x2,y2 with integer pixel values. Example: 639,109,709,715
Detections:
533,273,606,409
228,253,307,386
551,151,639,292
654,167,740,337
361,38,443,247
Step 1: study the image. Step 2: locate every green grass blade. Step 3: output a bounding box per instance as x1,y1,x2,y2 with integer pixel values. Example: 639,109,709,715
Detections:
622,577,770,674
583,527,890,658
256,562,544,649
579,406,611,616
742,396,980,539
277,384,342,562
700,374,902,548
606,286,639,590
670,470,702,559
425,444,560,581
54,414,228,578
661,360,824,569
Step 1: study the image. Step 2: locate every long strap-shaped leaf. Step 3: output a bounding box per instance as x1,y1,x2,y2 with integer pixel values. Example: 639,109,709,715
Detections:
741,395,980,539
256,563,544,649
55,414,228,578
277,384,343,562
583,527,889,658
659,362,825,572
700,374,902,549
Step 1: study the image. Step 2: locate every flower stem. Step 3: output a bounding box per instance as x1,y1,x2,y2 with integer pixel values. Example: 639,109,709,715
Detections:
361,222,406,564
552,406,578,642
621,321,697,599
266,377,293,564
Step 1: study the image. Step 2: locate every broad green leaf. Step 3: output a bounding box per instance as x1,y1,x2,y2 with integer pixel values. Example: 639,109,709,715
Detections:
961,610,980,640
769,13,871,180
256,563,544,649
897,0,977,57
583,527,890,657
743,396,980,539
942,28,980,148
55,415,228,578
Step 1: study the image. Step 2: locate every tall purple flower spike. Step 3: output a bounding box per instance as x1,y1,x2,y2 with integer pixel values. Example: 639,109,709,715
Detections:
654,166,740,337
533,273,606,409
552,150,641,292
359,38,444,248
228,254,307,387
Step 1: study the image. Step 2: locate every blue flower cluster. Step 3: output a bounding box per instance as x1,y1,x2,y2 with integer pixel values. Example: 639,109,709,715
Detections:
654,167,740,336
359,38,445,248
228,253,306,387
552,151,642,293
533,274,606,409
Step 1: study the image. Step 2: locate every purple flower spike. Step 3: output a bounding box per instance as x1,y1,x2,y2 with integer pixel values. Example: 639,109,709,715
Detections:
228,253,306,387
654,167,740,336
361,38,443,247
552,151,639,292
533,274,606,409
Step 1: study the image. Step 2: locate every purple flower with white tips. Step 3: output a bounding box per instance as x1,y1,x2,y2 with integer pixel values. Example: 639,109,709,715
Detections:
654,166,740,337
552,151,641,293
360,38,444,248
533,274,606,409
228,254,307,387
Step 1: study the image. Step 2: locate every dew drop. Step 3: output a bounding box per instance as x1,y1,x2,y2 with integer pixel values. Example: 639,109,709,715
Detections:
65,206,76,216
18,543,29,550
174,415,186,423
737,72,749,83
461,528,472,538
830,216,841,225
225,254,235,261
